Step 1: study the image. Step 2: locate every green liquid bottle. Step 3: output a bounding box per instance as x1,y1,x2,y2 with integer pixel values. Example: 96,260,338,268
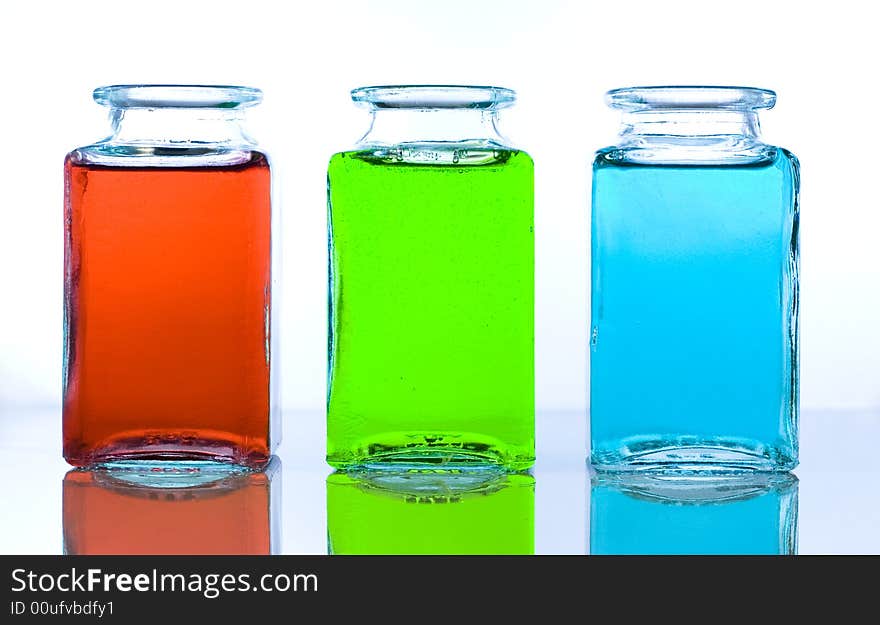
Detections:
327,86,534,469
327,470,535,555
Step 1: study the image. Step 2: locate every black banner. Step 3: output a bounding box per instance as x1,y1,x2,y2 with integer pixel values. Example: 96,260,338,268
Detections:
0,555,872,619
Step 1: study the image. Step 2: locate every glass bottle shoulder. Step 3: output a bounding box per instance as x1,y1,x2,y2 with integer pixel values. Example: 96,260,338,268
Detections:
329,141,532,170
593,143,797,171
65,145,270,170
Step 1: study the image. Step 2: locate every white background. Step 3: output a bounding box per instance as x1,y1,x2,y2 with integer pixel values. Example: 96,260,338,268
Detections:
1,0,879,416
0,1,879,554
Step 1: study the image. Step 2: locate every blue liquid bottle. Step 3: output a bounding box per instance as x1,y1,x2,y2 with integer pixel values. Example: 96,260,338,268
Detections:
590,473,798,555
590,87,799,472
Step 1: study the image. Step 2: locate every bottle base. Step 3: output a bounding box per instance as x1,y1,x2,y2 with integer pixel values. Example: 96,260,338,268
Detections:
327,432,534,471
68,459,261,489
64,432,270,470
590,438,797,474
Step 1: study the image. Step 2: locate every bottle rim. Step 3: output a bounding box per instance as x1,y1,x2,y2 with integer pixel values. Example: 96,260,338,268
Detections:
350,85,516,110
606,86,776,112
93,84,263,109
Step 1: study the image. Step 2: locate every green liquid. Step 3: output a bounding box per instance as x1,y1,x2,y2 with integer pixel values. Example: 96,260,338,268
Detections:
327,470,535,554
327,146,534,469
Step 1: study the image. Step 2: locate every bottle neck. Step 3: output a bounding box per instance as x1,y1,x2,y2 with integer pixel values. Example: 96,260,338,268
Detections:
74,107,257,166
359,108,507,147
621,109,760,139
108,107,254,146
612,109,772,164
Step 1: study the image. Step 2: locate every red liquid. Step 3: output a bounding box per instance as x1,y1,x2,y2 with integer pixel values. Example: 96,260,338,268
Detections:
63,469,273,555
63,153,272,467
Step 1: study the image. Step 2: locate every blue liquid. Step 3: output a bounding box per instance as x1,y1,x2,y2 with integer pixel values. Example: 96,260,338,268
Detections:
590,148,799,471
590,474,798,555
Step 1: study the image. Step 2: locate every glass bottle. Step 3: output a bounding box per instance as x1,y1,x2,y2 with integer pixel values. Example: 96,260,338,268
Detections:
590,86,800,472
327,85,535,469
63,458,280,554
327,469,534,554
63,85,276,469
590,473,798,555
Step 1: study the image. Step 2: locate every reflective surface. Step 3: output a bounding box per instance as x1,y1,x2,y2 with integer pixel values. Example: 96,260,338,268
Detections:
327,469,534,554
63,459,280,555
1,409,878,554
590,473,797,554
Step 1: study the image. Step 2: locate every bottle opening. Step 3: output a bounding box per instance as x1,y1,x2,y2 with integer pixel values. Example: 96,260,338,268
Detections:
351,85,516,110
606,86,776,112
93,84,263,109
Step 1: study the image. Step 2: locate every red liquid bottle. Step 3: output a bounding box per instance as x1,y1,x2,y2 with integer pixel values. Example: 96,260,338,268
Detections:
63,85,276,468
63,459,278,555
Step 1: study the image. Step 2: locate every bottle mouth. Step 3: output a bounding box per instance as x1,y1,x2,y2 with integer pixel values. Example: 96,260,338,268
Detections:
93,84,263,109
351,85,516,110
606,86,776,112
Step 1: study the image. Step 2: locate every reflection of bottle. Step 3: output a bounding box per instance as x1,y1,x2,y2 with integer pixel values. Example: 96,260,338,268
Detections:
590,473,798,555
63,459,279,555
327,470,534,554
327,85,534,470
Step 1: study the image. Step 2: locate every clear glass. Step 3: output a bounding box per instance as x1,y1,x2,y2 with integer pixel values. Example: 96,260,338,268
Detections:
327,86,535,469
590,86,799,473
63,85,277,469
327,468,535,554
590,472,798,554
63,457,280,554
